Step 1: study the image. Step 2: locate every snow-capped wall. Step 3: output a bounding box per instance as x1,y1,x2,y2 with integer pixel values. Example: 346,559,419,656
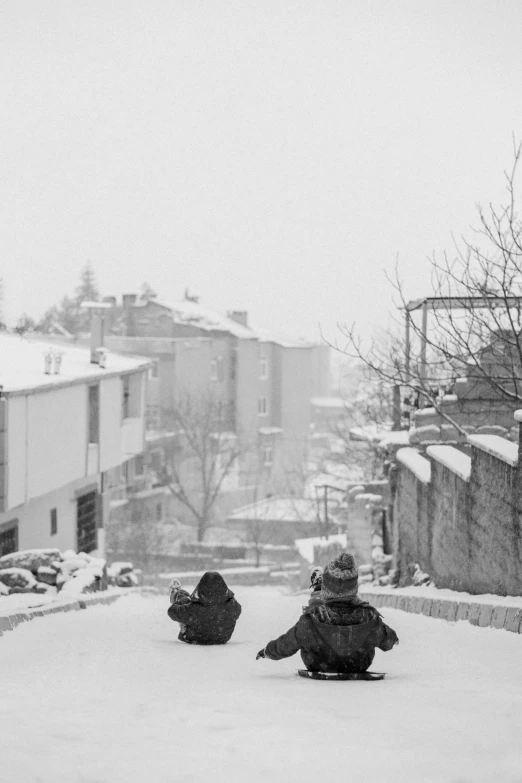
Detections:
426,446,471,482
396,448,431,484
395,421,522,596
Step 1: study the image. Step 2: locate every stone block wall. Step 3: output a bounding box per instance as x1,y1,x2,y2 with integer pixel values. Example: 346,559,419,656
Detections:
395,465,430,583
468,447,520,594
395,432,522,596
429,462,471,591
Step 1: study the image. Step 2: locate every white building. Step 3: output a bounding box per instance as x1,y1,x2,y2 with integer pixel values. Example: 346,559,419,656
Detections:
0,334,151,556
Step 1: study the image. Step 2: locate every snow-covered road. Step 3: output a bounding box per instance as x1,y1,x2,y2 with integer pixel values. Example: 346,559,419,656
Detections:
2,587,522,783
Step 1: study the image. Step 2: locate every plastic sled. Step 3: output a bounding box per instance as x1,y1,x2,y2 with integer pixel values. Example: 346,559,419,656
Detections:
297,670,385,681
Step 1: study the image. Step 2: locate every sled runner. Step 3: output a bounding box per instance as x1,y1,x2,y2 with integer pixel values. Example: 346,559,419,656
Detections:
297,670,385,681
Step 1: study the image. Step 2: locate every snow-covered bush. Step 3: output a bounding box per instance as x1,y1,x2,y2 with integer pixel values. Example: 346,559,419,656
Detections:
106,561,141,587
0,548,61,573
0,547,143,599
0,567,38,593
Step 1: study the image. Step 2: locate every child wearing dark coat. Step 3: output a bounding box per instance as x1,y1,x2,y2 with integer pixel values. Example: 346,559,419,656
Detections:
167,571,242,645
257,552,398,673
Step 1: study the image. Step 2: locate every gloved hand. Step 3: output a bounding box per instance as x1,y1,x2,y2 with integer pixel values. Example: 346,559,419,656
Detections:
256,649,266,660
310,566,323,589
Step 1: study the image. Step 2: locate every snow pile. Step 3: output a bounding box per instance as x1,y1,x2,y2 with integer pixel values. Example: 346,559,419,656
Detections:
106,561,140,588
0,548,108,598
396,447,431,484
468,433,518,467
427,445,472,481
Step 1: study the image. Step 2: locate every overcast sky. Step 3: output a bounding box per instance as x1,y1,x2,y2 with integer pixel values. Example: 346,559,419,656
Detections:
1,0,522,346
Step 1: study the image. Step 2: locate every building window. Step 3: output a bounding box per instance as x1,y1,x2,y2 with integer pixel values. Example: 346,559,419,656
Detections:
88,385,100,444
230,350,237,381
0,520,18,557
134,455,145,475
263,445,273,467
148,363,159,379
258,397,268,416
150,449,162,474
217,356,224,382
260,354,268,380
50,508,58,536
122,373,142,418
156,502,163,521
147,404,161,431
122,376,130,419
211,356,224,382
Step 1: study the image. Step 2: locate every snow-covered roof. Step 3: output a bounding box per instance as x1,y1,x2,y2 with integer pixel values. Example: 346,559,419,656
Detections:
396,447,431,484
467,434,518,467
294,533,348,564
143,299,316,347
379,430,410,447
0,334,152,395
311,397,347,409
426,445,471,482
165,299,256,339
255,329,317,349
227,497,322,524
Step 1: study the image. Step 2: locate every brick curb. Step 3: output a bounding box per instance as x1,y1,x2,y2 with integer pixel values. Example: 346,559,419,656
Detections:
359,589,522,634
0,586,160,638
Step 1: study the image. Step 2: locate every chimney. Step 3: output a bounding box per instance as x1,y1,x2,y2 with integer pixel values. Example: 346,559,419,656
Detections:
227,310,248,328
122,294,137,310
81,301,112,364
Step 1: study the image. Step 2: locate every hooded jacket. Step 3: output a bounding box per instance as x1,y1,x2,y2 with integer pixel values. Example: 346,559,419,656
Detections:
167,572,242,645
264,596,398,672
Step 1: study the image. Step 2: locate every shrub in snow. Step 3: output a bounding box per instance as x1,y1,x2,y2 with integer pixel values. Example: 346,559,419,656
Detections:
0,567,38,592
108,562,134,577
33,582,52,594
37,566,58,586
0,548,62,574
0,581,9,596
411,563,432,587
60,567,102,595
116,572,139,587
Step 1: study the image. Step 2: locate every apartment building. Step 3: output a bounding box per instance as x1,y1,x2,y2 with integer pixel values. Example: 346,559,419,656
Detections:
107,295,330,476
106,296,330,500
0,333,151,556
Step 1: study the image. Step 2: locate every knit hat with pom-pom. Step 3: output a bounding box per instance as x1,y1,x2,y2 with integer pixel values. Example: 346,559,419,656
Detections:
321,553,358,599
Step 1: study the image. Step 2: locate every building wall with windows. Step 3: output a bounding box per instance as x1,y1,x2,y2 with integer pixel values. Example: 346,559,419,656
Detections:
0,334,150,555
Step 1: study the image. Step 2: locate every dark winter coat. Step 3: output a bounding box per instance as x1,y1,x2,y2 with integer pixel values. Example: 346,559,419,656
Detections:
264,596,398,672
167,572,242,645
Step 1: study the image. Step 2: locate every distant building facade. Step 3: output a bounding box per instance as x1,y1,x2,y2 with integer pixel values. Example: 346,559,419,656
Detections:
0,334,151,556
105,296,330,521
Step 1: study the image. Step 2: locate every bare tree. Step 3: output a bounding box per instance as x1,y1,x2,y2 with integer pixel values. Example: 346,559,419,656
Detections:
158,391,248,542
334,141,522,430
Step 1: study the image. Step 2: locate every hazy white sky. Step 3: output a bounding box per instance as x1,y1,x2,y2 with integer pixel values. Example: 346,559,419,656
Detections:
1,0,522,344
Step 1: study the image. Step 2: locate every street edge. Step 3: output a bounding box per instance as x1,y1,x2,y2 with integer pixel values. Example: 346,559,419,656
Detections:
0,586,160,637
359,589,522,634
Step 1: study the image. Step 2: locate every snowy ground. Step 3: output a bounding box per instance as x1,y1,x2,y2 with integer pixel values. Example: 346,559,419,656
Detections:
2,587,522,783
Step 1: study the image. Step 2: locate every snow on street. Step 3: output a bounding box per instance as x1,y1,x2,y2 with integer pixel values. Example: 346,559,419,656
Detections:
2,587,522,783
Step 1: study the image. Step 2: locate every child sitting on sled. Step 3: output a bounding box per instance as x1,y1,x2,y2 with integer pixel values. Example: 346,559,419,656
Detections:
167,571,242,645
256,552,398,673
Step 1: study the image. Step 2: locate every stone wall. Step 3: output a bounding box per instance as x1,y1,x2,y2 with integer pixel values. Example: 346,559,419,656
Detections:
468,446,519,594
395,431,522,596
